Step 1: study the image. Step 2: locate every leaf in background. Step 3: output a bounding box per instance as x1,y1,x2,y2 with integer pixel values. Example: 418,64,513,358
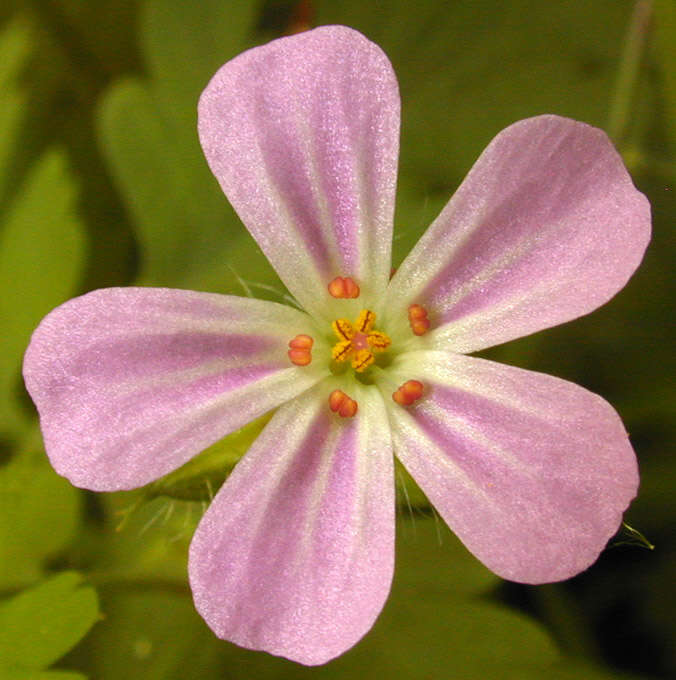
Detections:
86,591,222,680
0,148,85,442
0,572,98,677
2,670,86,680
97,0,279,295
0,16,31,207
142,0,257,126
0,445,80,589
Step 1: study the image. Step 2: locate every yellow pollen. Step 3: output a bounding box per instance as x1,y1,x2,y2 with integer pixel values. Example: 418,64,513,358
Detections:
331,309,391,372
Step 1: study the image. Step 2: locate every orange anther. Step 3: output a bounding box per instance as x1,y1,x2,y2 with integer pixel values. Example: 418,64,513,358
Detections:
344,277,360,298
408,304,431,336
328,277,344,298
392,380,424,406
408,304,427,320
288,348,311,366
410,318,430,335
288,334,313,350
328,276,360,299
328,389,344,411
288,334,313,366
340,399,358,417
328,389,358,418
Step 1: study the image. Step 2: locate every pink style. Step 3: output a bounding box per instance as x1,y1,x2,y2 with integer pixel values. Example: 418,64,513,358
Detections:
24,26,650,666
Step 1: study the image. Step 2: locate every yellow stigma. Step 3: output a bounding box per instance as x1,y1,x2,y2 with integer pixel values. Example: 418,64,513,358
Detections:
330,309,391,372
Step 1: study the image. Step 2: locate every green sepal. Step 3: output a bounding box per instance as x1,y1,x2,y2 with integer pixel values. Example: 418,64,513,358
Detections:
144,413,272,503
609,521,655,551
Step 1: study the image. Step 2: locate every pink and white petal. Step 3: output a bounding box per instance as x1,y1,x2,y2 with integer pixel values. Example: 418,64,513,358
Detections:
383,116,650,352
23,287,326,491
189,381,394,666
199,26,400,319
384,350,638,583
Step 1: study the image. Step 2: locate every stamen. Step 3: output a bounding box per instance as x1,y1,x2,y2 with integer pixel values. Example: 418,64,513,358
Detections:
355,309,375,333
289,334,313,349
328,276,360,299
328,389,358,417
288,334,313,366
332,318,354,342
366,330,391,352
392,380,424,406
331,340,353,361
352,349,375,372
408,304,430,336
344,278,360,298
330,309,391,371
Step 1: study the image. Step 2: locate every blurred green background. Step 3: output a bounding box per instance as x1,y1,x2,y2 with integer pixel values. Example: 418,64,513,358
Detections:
0,1,674,678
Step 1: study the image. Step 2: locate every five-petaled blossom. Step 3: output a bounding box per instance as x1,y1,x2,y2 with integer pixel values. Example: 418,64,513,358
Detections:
24,26,650,666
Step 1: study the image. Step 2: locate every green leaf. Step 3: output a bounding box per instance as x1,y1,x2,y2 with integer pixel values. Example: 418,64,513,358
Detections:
394,515,500,597
336,602,559,679
0,572,99,673
2,670,87,680
0,149,85,441
0,17,31,92
0,446,80,589
86,590,221,680
142,0,262,127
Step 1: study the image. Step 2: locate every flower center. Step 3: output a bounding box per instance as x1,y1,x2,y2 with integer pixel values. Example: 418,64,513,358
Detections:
286,289,432,418
331,309,391,372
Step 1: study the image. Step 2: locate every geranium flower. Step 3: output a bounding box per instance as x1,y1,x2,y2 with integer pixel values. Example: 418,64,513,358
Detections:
23,25,650,666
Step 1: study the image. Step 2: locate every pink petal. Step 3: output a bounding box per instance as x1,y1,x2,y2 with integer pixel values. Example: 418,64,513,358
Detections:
189,382,394,665
383,116,650,352
23,288,326,491
386,350,638,583
198,26,399,319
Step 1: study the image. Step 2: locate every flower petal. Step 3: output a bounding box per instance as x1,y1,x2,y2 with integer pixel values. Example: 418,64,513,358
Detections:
384,350,638,583
198,26,400,319
23,288,326,491
383,116,650,352
189,381,394,665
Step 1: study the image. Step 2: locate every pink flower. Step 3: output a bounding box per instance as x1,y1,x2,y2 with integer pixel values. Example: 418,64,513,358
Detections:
23,26,650,666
